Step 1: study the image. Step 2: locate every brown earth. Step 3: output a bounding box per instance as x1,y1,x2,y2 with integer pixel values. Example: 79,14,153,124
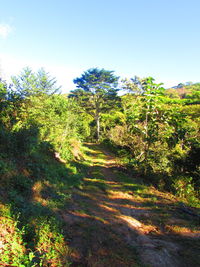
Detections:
61,144,200,267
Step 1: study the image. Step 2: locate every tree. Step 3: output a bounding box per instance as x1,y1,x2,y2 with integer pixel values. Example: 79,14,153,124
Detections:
70,68,120,141
0,79,7,101
139,77,165,168
121,76,145,94
11,67,60,98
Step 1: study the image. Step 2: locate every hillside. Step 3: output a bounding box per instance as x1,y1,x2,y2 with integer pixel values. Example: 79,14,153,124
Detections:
0,143,200,266
61,144,200,267
0,70,199,266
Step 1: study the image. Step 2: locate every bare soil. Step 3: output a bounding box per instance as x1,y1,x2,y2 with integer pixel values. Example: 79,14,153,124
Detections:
61,144,200,267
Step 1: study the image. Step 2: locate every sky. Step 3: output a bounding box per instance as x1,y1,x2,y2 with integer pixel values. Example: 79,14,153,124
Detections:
0,0,200,92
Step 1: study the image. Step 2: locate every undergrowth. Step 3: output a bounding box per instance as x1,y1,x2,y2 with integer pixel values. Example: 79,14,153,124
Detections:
102,139,200,208
0,140,86,266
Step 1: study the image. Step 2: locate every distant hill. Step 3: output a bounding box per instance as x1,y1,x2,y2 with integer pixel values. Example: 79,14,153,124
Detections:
165,82,200,100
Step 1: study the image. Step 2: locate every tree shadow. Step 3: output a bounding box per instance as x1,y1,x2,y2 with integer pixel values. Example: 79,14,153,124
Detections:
59,144,200,267
0,125,87,265
1,139,199,266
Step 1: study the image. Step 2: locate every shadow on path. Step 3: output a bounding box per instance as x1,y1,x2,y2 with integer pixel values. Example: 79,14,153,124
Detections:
61,144,200,267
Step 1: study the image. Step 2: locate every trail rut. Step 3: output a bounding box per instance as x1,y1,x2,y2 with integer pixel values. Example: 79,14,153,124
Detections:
61,144,200,267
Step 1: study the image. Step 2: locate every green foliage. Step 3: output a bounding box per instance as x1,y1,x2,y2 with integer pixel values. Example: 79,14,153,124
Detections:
70,68,120,140
107,76,199,205
0,78,7,101
101,111,125,137
0,68,199,266
11,67,60,98
165,82,200,104
73,68,119,91
34,218,70,266
0,131,81,266
0,68,90,266
0,217,35,266
172,176,199,206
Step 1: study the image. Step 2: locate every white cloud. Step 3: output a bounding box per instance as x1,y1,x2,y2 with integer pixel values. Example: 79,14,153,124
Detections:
0,23,12,39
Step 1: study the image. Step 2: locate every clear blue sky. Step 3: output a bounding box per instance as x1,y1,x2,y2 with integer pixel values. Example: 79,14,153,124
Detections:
0,0,200,92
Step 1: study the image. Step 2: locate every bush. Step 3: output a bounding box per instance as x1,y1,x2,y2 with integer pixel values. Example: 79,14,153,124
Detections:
172,176,199,206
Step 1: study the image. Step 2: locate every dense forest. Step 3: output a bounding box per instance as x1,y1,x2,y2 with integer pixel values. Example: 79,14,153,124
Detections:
0,67,199,266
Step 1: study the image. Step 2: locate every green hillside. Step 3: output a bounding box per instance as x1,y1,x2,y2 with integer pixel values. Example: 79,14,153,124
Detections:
0,69,199,266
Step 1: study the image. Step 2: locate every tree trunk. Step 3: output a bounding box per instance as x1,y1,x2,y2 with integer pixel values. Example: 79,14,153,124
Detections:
144,105,149,175
96,115,100,142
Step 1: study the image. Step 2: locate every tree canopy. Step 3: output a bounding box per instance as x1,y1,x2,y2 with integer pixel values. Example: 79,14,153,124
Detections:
70,68,120,140
11,67,60,98
0,67,199,266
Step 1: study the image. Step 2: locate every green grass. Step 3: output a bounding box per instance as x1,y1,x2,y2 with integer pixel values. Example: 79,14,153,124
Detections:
1,142,199,266
0,144,85,266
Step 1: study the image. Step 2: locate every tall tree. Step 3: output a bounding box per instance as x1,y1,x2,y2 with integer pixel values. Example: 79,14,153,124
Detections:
0,78,7,103
11,67,60,98
121,76,145,95
70,68,120,141
139,77,165,169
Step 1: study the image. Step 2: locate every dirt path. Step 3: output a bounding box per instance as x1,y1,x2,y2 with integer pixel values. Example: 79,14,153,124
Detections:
61,144,200,267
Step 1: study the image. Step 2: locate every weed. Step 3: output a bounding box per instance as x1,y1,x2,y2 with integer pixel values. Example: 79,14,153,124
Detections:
34,217,71,266
0,217,33,266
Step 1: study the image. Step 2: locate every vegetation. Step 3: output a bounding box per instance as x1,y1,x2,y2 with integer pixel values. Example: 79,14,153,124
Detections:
109,78,200,205
70,68,120,141
0,68,199,266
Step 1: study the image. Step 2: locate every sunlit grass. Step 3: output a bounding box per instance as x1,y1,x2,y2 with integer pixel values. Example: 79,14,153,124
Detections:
1,142,199,267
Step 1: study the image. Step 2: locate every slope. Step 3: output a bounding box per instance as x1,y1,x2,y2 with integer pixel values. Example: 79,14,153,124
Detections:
61,143,200,267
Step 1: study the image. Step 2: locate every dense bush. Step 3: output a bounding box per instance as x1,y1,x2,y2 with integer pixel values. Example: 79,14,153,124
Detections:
0,71,199,265
0,73,89,266
104,79,200,205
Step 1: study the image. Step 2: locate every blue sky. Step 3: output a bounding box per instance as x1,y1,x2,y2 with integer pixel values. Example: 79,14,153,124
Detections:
0,0,200,92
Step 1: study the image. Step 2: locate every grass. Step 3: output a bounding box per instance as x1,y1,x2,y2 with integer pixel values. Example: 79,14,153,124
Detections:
0,143,86,266
0,216,28,266
84,178,108,192
0,142,199,266
33,218,71,267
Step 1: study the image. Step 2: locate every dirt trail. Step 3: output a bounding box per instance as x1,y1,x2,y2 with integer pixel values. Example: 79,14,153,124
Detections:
61,144,200,267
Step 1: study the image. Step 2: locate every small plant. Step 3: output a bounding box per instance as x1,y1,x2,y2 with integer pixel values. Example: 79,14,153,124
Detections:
34,217,71,267
173,176,199,206
0,217,34,266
